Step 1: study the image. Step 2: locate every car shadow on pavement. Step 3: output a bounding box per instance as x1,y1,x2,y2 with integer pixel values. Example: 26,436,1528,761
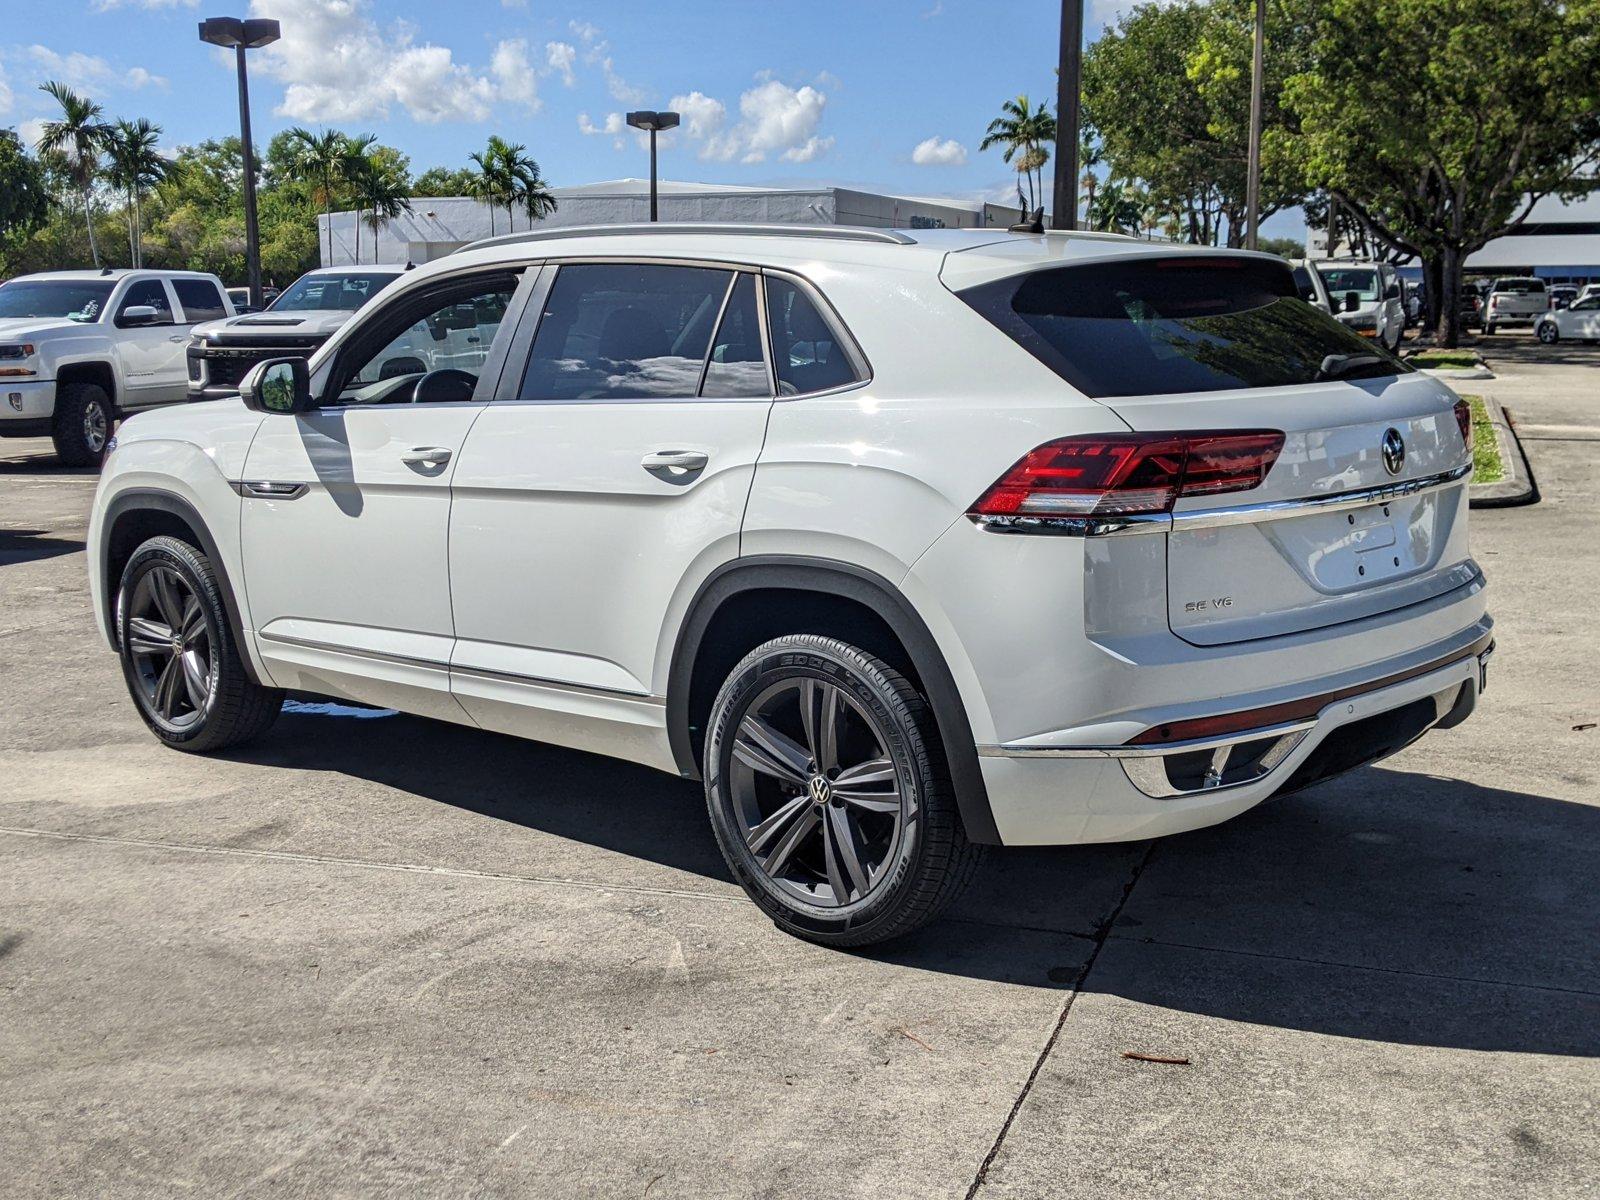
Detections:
0,527,86,565
227,706,1599,1057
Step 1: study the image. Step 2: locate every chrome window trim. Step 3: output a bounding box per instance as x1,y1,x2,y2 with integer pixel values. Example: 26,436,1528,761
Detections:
970,461,1472,538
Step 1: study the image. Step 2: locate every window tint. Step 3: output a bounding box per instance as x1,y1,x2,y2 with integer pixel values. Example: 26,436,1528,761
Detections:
172,278,228,322
334,277,516,405
118,279,174,324
1492,278,1544,294
1290,267,1319,303
519,263,731,401
271,272,398,312
0,280,112,321
765,276,861,395
1573,297,1600,312
701,274,769,398
957,256,1413,399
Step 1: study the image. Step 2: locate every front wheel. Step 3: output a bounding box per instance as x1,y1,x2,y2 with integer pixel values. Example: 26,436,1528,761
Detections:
703,634,983,947
1537,322,1560,345
51,381,113,468
117,535,284,752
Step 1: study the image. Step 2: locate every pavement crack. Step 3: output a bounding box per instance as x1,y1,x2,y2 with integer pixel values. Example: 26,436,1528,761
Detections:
964,840,1158,1199
0,825,744,906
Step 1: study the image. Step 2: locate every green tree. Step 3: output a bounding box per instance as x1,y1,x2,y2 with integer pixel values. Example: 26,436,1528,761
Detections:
0,130,52,247
281,127,367,264
352,151,413,262
104,118,167,267
1257,235,1306,258
980,95,1056,214
414,165,478,197
1286,0,1600,345
467,136,556,236
34,81,112,268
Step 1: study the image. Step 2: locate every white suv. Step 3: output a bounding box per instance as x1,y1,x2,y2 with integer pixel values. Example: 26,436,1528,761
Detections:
87,225,1492,946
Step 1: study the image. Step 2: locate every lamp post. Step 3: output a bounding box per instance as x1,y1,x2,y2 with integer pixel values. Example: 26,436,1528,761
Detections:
625,110,680,221
1051,0,1084,230
198,16,280,309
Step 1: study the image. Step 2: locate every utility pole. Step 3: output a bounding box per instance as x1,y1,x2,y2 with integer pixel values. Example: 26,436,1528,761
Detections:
1051,0,1084,230
1244,0,1265,250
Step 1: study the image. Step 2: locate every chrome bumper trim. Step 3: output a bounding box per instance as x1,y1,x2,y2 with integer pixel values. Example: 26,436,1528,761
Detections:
969,461,1471,538
977,718,1318,760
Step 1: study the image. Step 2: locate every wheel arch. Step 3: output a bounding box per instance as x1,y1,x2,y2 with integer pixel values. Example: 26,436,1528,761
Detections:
99,489,264,687
667,556,1000,845
56,360,119,411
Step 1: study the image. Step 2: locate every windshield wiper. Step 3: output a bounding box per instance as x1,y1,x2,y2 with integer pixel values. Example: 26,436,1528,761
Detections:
1317,353,1387,381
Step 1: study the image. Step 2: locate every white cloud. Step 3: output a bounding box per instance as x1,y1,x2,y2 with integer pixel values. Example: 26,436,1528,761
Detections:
0,79,11,118
576,110,626,150
245,0,538,124
18,117,49,149
601,57,647,107
912,136,967,167
545,41,576,87
668,78,832,165
921,2,944,16
568,20,601,44
26,45,166,91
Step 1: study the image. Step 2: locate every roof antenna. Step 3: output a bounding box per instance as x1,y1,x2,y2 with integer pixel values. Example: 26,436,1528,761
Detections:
1009,206,1046,234
404,259,416,270
100,265,115,275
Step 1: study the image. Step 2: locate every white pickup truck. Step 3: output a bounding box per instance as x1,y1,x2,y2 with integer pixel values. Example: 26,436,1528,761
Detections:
1482,276,1551,335
0,269,234,465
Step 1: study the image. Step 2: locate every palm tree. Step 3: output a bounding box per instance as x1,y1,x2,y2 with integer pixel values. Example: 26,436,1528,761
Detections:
35,81,112,268
353,154,413,263
338,133,378,262
104,118,166,267
980,95,1056,214
467,137,512,236
283,127,370,263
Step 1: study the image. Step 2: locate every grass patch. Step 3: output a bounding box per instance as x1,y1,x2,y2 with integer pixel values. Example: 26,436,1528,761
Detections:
1409,350,1483,368
1463,395,1505,484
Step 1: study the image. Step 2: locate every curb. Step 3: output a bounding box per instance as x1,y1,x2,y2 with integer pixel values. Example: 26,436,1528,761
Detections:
1422,366,1496,381
1469,397,1539,508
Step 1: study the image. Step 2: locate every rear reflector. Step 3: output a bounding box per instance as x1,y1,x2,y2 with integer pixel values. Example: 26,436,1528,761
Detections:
970,431,1284,517
1453,398,1473,453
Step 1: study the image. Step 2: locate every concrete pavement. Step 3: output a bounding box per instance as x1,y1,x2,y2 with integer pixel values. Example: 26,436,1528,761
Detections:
2,340,1597,1197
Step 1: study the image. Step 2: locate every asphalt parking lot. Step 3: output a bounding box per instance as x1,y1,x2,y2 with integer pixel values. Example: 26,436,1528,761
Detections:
3,333,1597,1199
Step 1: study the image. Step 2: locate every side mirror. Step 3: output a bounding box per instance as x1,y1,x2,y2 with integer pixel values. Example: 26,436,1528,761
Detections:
1343,291,1360,313
117,304,163,327
241,357,314,414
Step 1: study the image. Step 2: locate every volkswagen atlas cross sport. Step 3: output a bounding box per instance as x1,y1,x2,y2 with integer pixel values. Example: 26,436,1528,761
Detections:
87,224,1492,947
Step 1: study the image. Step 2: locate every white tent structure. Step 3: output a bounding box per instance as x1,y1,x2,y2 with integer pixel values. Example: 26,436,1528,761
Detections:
319,178,1027,267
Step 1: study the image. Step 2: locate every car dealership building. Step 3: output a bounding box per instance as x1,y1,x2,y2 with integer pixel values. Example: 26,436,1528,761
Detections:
319,178,1027,267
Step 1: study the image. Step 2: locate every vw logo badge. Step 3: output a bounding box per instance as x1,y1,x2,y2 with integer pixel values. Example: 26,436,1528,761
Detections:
1381,427,1406,476
808,775,832,805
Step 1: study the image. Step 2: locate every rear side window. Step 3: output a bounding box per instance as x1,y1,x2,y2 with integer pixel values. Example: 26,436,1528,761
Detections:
701,274,770,399
765,276,862,395
519,263,733,401
957,256,1413,398
172,278,228,322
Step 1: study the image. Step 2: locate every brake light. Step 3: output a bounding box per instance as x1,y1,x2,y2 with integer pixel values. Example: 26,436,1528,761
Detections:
970,431,1285,518
1453,398,1473,452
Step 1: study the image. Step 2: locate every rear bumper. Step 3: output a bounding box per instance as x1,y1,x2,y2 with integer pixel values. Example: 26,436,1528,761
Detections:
977,621,1492,845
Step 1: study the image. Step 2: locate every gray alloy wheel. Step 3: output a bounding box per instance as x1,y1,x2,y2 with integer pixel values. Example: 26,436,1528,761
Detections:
726,675,909,911
83,396,109,453
1538,321,1559,344
124,563,215,732
704,634,984,947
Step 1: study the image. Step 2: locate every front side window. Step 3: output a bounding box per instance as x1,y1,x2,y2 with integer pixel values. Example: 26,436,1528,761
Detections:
765,276,862,395
0,280,113,321
271,272,398,312
518,263,735,401
957,256,1413,398
331,275,517,405
172,278,228,322
118,279,175,325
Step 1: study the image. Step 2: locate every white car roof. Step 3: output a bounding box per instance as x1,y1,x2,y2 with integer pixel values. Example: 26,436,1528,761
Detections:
10,268,220,282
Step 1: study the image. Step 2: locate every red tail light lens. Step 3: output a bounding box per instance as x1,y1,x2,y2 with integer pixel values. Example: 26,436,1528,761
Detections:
1453,398,1473,452
970,431,1284,518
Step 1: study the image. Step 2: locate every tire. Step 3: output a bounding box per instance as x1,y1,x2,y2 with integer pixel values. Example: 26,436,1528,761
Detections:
51,381,114,468
1538,322,1559,345
703,634,984,947
1483,322,1496,336
117,535,284,753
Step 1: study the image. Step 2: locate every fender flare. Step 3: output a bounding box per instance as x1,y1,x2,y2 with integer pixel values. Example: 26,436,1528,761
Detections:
99,488,264,687
667,555,1000,845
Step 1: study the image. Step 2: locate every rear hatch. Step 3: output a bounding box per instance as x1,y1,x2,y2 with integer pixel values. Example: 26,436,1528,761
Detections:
950,248,1476,646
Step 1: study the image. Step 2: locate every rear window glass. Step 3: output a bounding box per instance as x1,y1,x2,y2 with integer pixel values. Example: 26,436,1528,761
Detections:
956,256,1412,398
1491,278,1545,294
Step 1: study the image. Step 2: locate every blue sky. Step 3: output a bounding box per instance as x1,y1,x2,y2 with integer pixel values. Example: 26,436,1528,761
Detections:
0,0,1303,238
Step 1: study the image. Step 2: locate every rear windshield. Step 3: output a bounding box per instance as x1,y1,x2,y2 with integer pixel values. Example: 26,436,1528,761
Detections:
1492,278,1544,294
957,256,1410,398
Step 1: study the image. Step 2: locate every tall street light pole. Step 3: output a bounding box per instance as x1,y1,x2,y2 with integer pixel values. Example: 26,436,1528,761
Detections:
199,16,280,309
625,110,680,222
1244,0,1266,250
1051,0,1084,230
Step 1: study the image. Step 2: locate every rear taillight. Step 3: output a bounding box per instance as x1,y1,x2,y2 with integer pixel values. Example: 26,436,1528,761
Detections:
1453,398,1473,453
969,431,1285,518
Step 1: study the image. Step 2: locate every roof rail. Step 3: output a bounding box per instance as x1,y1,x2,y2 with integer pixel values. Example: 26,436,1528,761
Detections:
457,222,917,254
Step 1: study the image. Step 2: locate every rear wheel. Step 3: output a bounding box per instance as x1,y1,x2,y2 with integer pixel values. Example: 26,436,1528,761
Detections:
51,381,113,468
703,634,983,947
117,535,284,752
